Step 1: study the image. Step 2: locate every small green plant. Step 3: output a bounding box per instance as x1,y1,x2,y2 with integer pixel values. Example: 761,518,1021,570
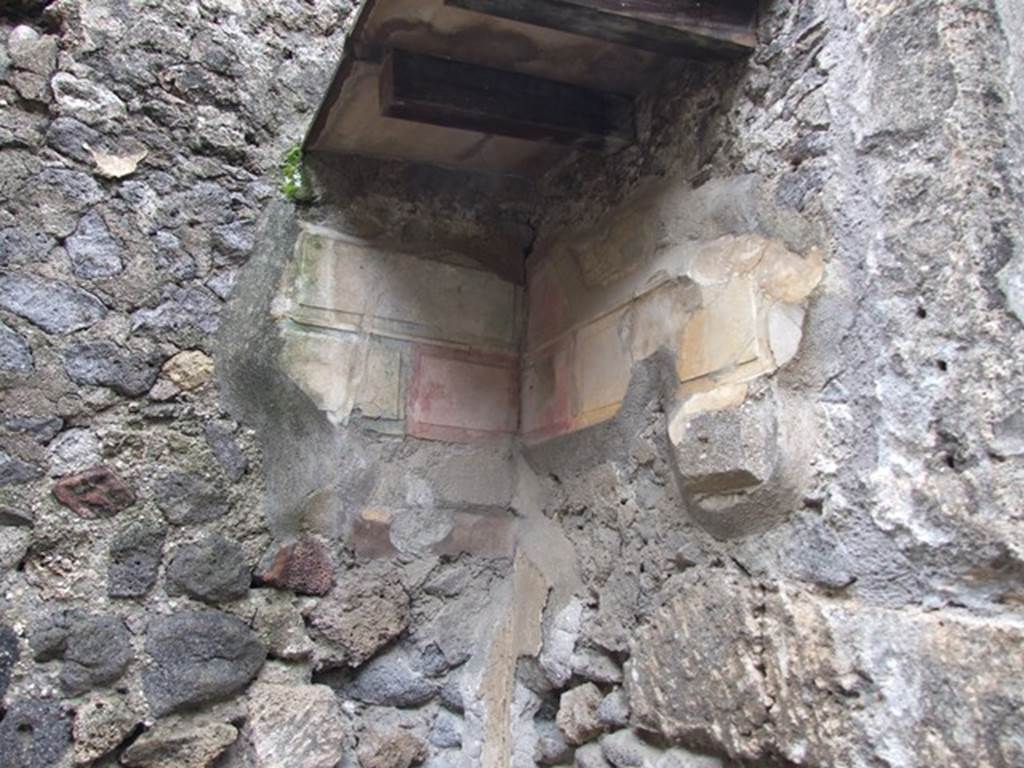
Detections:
280,144,312,202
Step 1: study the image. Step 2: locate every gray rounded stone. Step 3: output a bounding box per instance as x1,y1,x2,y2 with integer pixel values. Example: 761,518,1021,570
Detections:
343,647,438,708
108,521,167,598
66,211,124,279
143,609,266,717
60,614,133,696
0,273,107,334
62,340,164,397
166,534,250,604
152,471,229,525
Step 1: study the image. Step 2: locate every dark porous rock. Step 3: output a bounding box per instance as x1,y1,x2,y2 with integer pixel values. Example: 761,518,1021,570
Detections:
108,521,167,598
8,26,58,77
143,609,266,717
4,415,63,444
60,614,133,696
343,647,438,708
0,273,106,334
121,720,238,768
0,319,33,372
0,625,18,701
152,470,229,525
556,683,606,746
534,720,573,766
0,448,43,485
203,421,248,482
257,537,333,596
211,220,255,265
131,285,222,340
166,534,250,604
28,611,133,695
357,729,427,768
66,211,124,279
29,611,73,661
62,340,164,397
0,505,34,526
19,167,105,237
151,229,198,280
0,227,56,267
430,710,463,749
45,116,102,164
0,699,72,768
310,565,410,665
53,466,136,518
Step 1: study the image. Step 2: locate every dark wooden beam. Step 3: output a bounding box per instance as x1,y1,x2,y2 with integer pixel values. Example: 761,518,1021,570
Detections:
379,50,636,149
446,0,758,59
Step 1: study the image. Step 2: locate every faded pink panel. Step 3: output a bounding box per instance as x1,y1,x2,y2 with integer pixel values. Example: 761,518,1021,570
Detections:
521,339,574,444
408,346,518,442
526,258,570,353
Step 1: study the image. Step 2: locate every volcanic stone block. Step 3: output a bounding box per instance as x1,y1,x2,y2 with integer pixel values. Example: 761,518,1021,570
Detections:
556,682,606,745
343,647,438,707
8,25,58,76
108,521,167,598
599,729,664,766
166,534,250,604
62,340,164,397
0,448,42,485
257,537,333,596
248,683,345,768
152,471,228,525
52,466,136,518
430,710,463,749
143,610,266,717
203,421,248,482
0,319,32,372
356,728,427,768
0,699,72,768
72,695,138,765
47,428,101,478
66,211,124,278
575,743,612,768
596,690,630,729
0,273,107,334
120,720,238,768
60,614,133,696
310,566,410,665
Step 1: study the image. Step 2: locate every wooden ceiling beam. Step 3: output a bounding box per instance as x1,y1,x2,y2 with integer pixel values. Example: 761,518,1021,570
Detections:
380,50,636,150
445,0,758,58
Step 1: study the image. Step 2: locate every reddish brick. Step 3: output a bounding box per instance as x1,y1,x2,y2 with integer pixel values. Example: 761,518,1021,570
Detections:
52,466,135,519
258,537,334,596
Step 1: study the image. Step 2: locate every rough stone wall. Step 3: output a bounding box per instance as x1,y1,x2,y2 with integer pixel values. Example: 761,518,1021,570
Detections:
0,1,371,766
520,1,1024,767
2,2,1024,768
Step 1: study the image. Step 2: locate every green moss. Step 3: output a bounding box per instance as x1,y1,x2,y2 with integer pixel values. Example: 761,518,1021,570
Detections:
280,145,312,202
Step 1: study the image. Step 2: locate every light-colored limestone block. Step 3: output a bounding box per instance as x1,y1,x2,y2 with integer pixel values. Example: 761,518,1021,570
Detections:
677,275,761,383
288,229,521,353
